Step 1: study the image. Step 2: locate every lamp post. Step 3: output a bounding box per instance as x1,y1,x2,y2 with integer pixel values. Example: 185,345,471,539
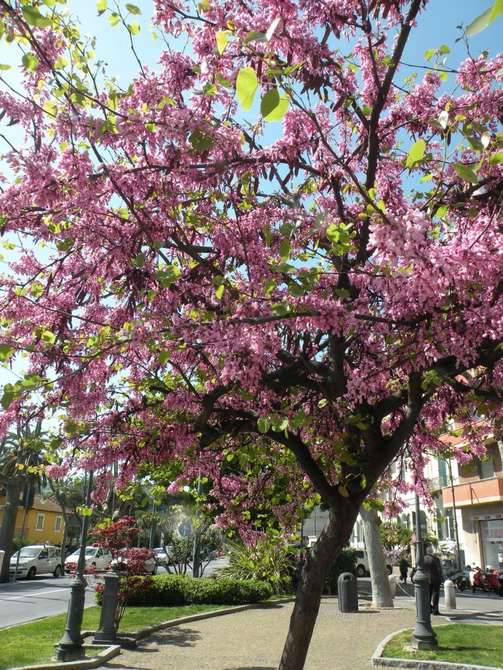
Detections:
411,493,437,650
56,470,94,662
447,460,461,569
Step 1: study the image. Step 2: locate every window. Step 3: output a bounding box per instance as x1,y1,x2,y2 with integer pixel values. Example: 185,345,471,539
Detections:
54,516,63,532
35,513,45,531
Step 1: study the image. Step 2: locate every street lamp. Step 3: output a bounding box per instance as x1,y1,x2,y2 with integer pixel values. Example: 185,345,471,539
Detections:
55,470,94,662
411,493,437,650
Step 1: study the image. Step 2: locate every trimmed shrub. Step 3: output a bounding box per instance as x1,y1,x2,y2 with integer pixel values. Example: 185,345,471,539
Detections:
325,548,358,594
95,573,272,607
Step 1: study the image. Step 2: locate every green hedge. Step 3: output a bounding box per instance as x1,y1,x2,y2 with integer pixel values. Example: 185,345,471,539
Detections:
96,574,272,607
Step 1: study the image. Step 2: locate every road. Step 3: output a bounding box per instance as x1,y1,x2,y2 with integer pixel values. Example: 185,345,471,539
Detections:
0,556,229,629
0,575,96,629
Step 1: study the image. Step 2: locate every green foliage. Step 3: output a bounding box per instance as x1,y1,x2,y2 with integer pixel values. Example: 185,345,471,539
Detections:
221,536,295,594
236,66,258,111
325,548,358,593
379,521,412,554
405,139,426,168
96,573,272,606
466,0,503,37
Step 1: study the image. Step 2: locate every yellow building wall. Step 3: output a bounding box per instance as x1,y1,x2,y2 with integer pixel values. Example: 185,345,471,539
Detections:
8,507,66,546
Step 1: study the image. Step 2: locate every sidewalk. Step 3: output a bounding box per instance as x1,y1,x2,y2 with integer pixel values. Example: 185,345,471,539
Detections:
103,598,418,670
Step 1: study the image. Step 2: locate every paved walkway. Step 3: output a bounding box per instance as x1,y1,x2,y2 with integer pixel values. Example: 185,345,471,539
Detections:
103,598,418,670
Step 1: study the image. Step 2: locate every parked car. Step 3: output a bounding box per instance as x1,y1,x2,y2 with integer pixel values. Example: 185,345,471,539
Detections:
64,546,112,573
354,550,392,577
153,546,172,566
110,548,157,575
9,545,63,579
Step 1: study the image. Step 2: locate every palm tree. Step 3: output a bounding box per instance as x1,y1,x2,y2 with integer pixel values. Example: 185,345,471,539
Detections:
0,418,46,582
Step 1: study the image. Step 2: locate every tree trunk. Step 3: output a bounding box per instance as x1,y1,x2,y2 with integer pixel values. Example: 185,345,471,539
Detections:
0,480,22,582
278,498,360,670
360,506,393,608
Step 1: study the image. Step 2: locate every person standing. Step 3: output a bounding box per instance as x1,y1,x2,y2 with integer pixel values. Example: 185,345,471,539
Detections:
423,544,442,615
399,557,409,583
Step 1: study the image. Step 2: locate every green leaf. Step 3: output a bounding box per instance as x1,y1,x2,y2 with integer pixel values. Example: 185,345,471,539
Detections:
125,3,141,14
466,0,503,36
489,152,503,165
279,239,290,259
405,139,426,168
244,31,266,44
108,12,121,27
260,88,280,117
216,30,231,55
22,53,39,71
424,48,436,61
96,0,108,12
257,417,270,434
489,0,503,22
454,163,478,183
41,329,56,345
337,485,350,498
236,66,258,111
189,129,214,152
22,6,52,28
215,284,225,300
0,344,14,362
0,64,11,71
264,95,289,122
159,351,170,365
128,22,140,35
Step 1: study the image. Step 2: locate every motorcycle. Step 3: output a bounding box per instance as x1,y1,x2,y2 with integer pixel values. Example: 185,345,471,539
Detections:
446,568,469,592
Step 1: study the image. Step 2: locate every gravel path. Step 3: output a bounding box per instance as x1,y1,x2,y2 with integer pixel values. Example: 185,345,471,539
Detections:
103,598,418,670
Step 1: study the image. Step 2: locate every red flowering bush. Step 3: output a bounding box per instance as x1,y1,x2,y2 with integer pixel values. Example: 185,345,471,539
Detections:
90,517,154,625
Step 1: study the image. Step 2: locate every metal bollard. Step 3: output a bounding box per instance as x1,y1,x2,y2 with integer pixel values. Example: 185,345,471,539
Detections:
338,572,358,613
444,578,456,610
55,578,87,661
94,573,120,644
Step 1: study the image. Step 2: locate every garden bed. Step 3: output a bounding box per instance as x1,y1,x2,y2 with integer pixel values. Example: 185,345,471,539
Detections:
376,624,503,669
0,605,226,670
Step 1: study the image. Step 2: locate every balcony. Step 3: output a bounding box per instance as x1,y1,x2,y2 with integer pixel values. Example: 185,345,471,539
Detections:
442,475,503,508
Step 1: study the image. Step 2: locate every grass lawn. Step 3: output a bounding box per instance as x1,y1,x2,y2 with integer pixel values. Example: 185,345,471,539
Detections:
0,604,227,670
383,624,503,668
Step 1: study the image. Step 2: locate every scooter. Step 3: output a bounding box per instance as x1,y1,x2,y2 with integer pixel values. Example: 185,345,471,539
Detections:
472,567,490,593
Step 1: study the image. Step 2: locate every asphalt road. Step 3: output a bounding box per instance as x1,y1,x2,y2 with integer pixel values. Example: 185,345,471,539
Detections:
0,557,230,629
0,575,96,629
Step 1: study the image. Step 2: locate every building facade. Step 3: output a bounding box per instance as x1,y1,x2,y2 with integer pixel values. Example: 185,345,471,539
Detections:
0,494,66,546
442,441,503,569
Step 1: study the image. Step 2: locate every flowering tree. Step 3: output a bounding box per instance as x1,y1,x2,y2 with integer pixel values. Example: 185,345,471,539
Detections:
0,0,502,666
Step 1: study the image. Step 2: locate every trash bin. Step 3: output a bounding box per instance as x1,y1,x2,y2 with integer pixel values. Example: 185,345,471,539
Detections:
338,572,358,613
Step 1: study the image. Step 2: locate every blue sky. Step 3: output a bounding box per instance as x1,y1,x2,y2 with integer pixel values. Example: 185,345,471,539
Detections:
62,1,502,85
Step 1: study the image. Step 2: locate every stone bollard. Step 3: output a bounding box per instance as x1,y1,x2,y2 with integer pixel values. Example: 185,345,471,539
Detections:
338,572,358,613
444,578,456,610
388,575,399,598
94,573,120,644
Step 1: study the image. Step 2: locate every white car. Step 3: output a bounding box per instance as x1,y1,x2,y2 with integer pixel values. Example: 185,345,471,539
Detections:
111,548,157,575
64,546,112,573
9,545,63,579
354,550,393,577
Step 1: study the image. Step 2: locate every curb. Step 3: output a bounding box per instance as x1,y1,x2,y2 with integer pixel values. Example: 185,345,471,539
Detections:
7,644,121,670
372,625,503,670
